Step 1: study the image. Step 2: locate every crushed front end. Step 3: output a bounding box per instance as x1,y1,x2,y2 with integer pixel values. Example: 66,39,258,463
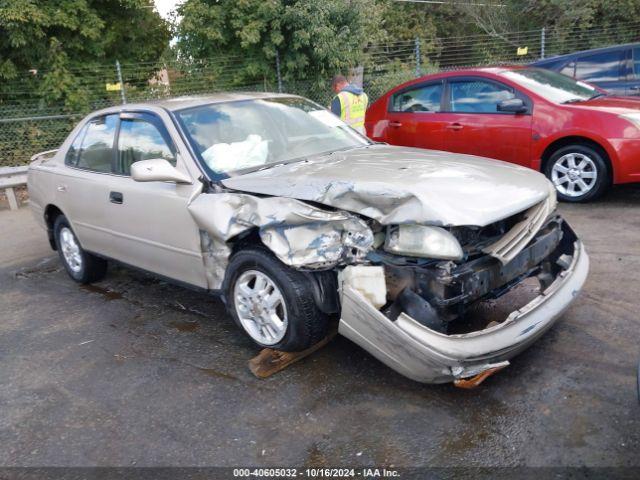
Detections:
338,200,589,384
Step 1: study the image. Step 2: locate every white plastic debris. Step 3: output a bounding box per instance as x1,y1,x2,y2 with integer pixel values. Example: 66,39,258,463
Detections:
340,265,387,309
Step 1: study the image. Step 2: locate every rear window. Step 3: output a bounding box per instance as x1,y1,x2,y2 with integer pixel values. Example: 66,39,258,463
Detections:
633,47,640,78
575,50,623,82
391,83,443,112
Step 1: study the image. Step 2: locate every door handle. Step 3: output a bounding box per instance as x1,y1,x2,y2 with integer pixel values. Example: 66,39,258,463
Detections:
389,121,403,128
446,123,464,131
109,191,123,204
57,185,67,193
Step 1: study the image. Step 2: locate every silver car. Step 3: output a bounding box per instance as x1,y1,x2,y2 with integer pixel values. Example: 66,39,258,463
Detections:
28,93,589,384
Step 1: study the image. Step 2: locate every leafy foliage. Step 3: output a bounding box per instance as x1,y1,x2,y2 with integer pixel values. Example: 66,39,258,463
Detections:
0,0,171,110
176,0,376,88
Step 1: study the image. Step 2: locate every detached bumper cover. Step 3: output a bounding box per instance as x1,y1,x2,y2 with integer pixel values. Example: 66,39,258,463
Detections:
339,240,589,384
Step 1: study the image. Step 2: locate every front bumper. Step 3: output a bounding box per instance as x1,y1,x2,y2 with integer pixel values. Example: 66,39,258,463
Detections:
338,239,589,384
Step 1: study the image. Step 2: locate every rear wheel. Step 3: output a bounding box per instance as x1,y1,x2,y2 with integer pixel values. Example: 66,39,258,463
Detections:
223,246,329,352
544,144,609,203
54,215,107,283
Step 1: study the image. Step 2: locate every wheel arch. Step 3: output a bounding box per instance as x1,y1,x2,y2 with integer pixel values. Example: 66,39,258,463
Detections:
540,136,613,184
226,227,340,315
43,204,66,250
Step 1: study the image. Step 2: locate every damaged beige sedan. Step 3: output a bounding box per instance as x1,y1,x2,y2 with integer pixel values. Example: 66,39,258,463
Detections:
28,93,589,384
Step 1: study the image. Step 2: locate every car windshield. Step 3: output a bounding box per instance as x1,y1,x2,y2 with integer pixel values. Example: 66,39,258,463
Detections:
499,68,599,104
175,97,370,176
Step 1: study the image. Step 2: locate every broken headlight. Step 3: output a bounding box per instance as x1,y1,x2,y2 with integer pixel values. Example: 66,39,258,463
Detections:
384,225,464,260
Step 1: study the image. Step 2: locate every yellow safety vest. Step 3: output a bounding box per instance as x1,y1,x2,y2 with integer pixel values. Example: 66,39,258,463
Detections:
336,90,368,133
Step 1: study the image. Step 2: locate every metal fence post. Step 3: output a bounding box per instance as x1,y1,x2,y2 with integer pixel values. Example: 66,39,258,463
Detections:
275,51,283,93
115,60,127,104
415,37,421,77
540,27,546,60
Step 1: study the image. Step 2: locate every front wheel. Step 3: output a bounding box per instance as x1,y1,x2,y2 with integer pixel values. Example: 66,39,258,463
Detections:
223,246,329,352
544,144,609,203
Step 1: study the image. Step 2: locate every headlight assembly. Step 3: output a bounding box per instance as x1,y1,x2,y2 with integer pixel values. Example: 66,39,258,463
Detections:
384,224,464,260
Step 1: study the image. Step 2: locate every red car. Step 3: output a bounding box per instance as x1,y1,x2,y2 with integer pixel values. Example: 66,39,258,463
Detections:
366,66,640,202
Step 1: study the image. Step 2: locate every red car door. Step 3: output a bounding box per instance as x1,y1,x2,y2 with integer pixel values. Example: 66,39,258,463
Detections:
381,80,448,151
441,76,532,167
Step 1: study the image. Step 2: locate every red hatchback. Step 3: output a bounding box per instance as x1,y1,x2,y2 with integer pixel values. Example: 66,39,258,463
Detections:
366,66,640,202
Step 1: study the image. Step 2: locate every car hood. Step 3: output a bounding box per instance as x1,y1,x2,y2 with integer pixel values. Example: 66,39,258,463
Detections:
568,95,640,114
220,145,552,227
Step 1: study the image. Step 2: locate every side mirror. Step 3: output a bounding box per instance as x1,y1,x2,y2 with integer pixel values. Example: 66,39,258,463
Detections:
497,98,527,114
131,159,192,184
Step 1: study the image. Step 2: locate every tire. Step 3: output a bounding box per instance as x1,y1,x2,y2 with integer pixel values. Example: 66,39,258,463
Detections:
544,144,609,203
54,215,107,284
223,246,329,352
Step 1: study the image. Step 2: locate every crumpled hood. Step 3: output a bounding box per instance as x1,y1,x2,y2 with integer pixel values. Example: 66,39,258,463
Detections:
221,145,552,227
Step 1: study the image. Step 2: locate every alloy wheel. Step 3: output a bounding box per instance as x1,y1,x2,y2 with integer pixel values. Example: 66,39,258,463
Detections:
60,227,83,273
551,152,598,198
233,270,288,345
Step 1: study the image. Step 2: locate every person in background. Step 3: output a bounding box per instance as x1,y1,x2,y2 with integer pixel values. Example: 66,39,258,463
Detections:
330,75,369,135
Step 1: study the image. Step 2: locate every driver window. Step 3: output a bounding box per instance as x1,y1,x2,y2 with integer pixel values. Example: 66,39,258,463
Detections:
391,83,443,112
117,118,176,176
449,80,514,113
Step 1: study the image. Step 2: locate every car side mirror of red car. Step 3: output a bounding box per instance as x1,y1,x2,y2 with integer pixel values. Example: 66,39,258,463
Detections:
497,98,528,114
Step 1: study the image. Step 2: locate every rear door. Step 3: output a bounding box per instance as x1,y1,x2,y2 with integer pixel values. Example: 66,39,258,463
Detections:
574,48,626,95
440,76,532,167
103,111,207,288
58,114,118,255
383,80,448,151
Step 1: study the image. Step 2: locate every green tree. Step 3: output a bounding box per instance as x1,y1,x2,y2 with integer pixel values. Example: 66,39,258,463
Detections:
0,0,171,110
176,0,376,88
457,0,640,54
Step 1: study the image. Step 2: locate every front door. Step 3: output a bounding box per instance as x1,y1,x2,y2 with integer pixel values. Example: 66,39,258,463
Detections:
103,112,207,288
441,77,532,167
383,80,448,151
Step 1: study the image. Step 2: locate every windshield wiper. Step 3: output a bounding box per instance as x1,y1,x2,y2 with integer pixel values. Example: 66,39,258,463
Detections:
562,98,586,104
563,93,607,104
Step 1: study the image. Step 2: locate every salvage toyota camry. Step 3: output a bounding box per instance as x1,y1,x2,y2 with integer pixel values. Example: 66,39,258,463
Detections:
27,93,589,384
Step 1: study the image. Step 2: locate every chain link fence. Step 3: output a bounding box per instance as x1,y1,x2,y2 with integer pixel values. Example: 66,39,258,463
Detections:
2,21,639,167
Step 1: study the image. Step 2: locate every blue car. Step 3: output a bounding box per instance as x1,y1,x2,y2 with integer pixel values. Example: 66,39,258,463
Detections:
530,43,640,96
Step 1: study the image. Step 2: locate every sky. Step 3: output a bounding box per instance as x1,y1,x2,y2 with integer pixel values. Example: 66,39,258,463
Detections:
154,0,182,20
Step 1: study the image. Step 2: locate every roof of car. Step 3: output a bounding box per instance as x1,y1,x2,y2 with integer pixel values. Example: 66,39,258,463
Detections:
531,42,640,65
102,92,301,113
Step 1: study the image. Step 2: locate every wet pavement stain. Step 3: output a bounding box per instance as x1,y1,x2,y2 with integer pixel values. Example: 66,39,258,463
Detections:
14,263,61,279
80,284,124,301
197,367,239,381
305,443,329,467
169,320,200,332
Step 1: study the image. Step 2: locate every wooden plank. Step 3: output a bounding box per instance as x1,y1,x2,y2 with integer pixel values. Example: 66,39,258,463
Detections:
5,187,19,210
248,327,338,379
